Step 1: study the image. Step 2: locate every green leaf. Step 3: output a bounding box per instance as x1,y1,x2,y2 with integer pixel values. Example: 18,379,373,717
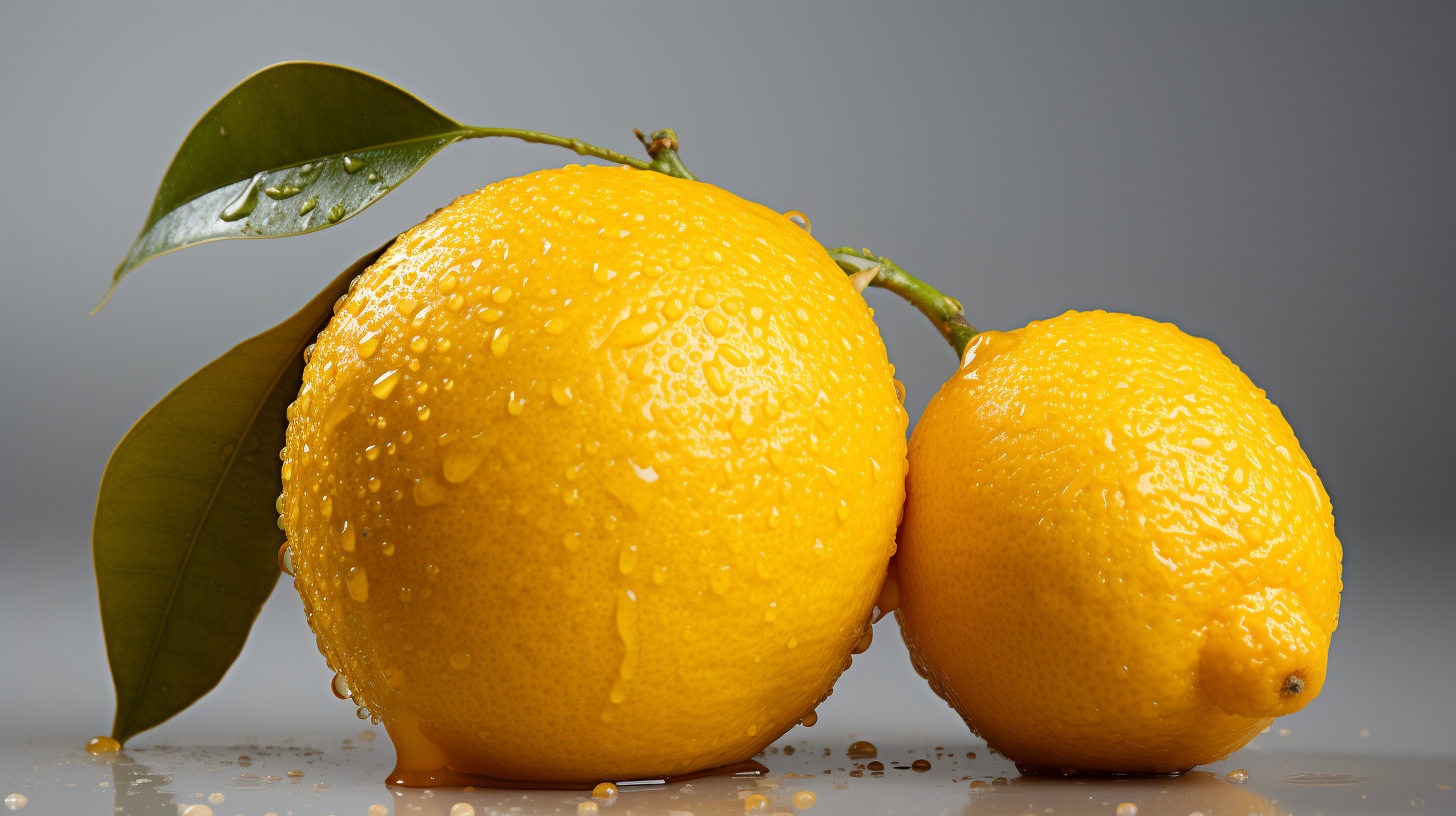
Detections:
103,61,466,304
95,242,390,744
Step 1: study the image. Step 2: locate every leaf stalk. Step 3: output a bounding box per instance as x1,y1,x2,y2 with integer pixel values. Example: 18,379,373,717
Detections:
826,247,978,358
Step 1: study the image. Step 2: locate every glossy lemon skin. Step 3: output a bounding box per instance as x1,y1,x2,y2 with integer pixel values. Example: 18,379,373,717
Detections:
281,165,906,784
896,310,1341,773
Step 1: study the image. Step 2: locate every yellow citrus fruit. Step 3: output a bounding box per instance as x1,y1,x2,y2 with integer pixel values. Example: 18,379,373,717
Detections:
280,164,906,785
894,310,1342,773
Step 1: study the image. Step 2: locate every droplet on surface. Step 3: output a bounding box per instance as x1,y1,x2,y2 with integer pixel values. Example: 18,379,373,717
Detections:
371,370,402,399
783,210,813,233
591,782,618,802
577,803,598,816
847,740,877,759
180,806,212,816
1225,769,1250,784
792,789,816,808
346,565,369,602
799,710,817,727
911,759,931,772
368,805,388,816
328,203,346,223
2,794,25,811
84,735,120,755
342,155,367,173
1116,804,1137,816
207,793,224,805
219,173,265,222
278,545,295,576
286,770,305,778
449,804,476,816
744,793,769,812
299,196,318,215
450,652,471,669
331,672,352,700
491,328,511,357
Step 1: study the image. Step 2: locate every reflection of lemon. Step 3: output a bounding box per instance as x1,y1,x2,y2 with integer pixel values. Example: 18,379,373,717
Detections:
896,311,1342,773
280,165,906,785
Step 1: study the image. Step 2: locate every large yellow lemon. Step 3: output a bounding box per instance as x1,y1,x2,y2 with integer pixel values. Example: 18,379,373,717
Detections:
280,165,906,785
895,310,1342,773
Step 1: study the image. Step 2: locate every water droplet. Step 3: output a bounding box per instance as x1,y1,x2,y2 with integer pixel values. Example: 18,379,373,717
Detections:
591,265,617,285
443,448,484,483
592,783,618,802
491,328,511,357
299,196,318,215
265,184,301,200
652,564,667,584
180,806,212,816
783,210,813,233
744,793,769,812
852,625,873,654
1225,769,1250,784
550,383,574,405
847,740,876,759
328,203,346,223
413,476,445,506
1115,804,1137,816
219,172,266,222
609,313,666,348
577,803,598,815
449,652,471,669
346,565,369,602
491,286,512,304
343,155,367,174
799,710,817,727
367,172,380,183
507,393,525,415
278,544,295,576
2,794,25,811
618,545,639,574
545,317,569,335
704,362,731,396
286,770,305,778
369,806,388,816
355,706,370,720
893,378,906,404
704,313,729,337
911,759,931,772
331,673,352,700
356,332,381,359
416,405,431,421
85,736,121,755
792,790,816,808
371,370,401,399
695,291,717,309
319,495,333,518
613,588,640,684
562,532,580,551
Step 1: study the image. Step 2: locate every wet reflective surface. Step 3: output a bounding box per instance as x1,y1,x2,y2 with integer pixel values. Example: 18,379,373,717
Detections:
3,733,1450,816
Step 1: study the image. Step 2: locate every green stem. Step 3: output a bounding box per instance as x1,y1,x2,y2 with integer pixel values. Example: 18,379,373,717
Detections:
460,126,655,172
826,246,978,358
458,126,698,181
636,128,698,180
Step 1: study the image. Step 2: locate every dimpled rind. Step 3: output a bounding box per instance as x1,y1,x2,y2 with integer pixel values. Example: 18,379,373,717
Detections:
896,310,1342,774
280,165,906,783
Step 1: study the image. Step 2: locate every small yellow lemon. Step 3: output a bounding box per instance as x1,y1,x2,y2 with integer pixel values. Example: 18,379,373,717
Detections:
895,310,1342,773
281,165,906,785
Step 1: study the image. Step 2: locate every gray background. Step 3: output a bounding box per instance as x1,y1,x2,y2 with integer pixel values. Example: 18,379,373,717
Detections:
1,1,1451,759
